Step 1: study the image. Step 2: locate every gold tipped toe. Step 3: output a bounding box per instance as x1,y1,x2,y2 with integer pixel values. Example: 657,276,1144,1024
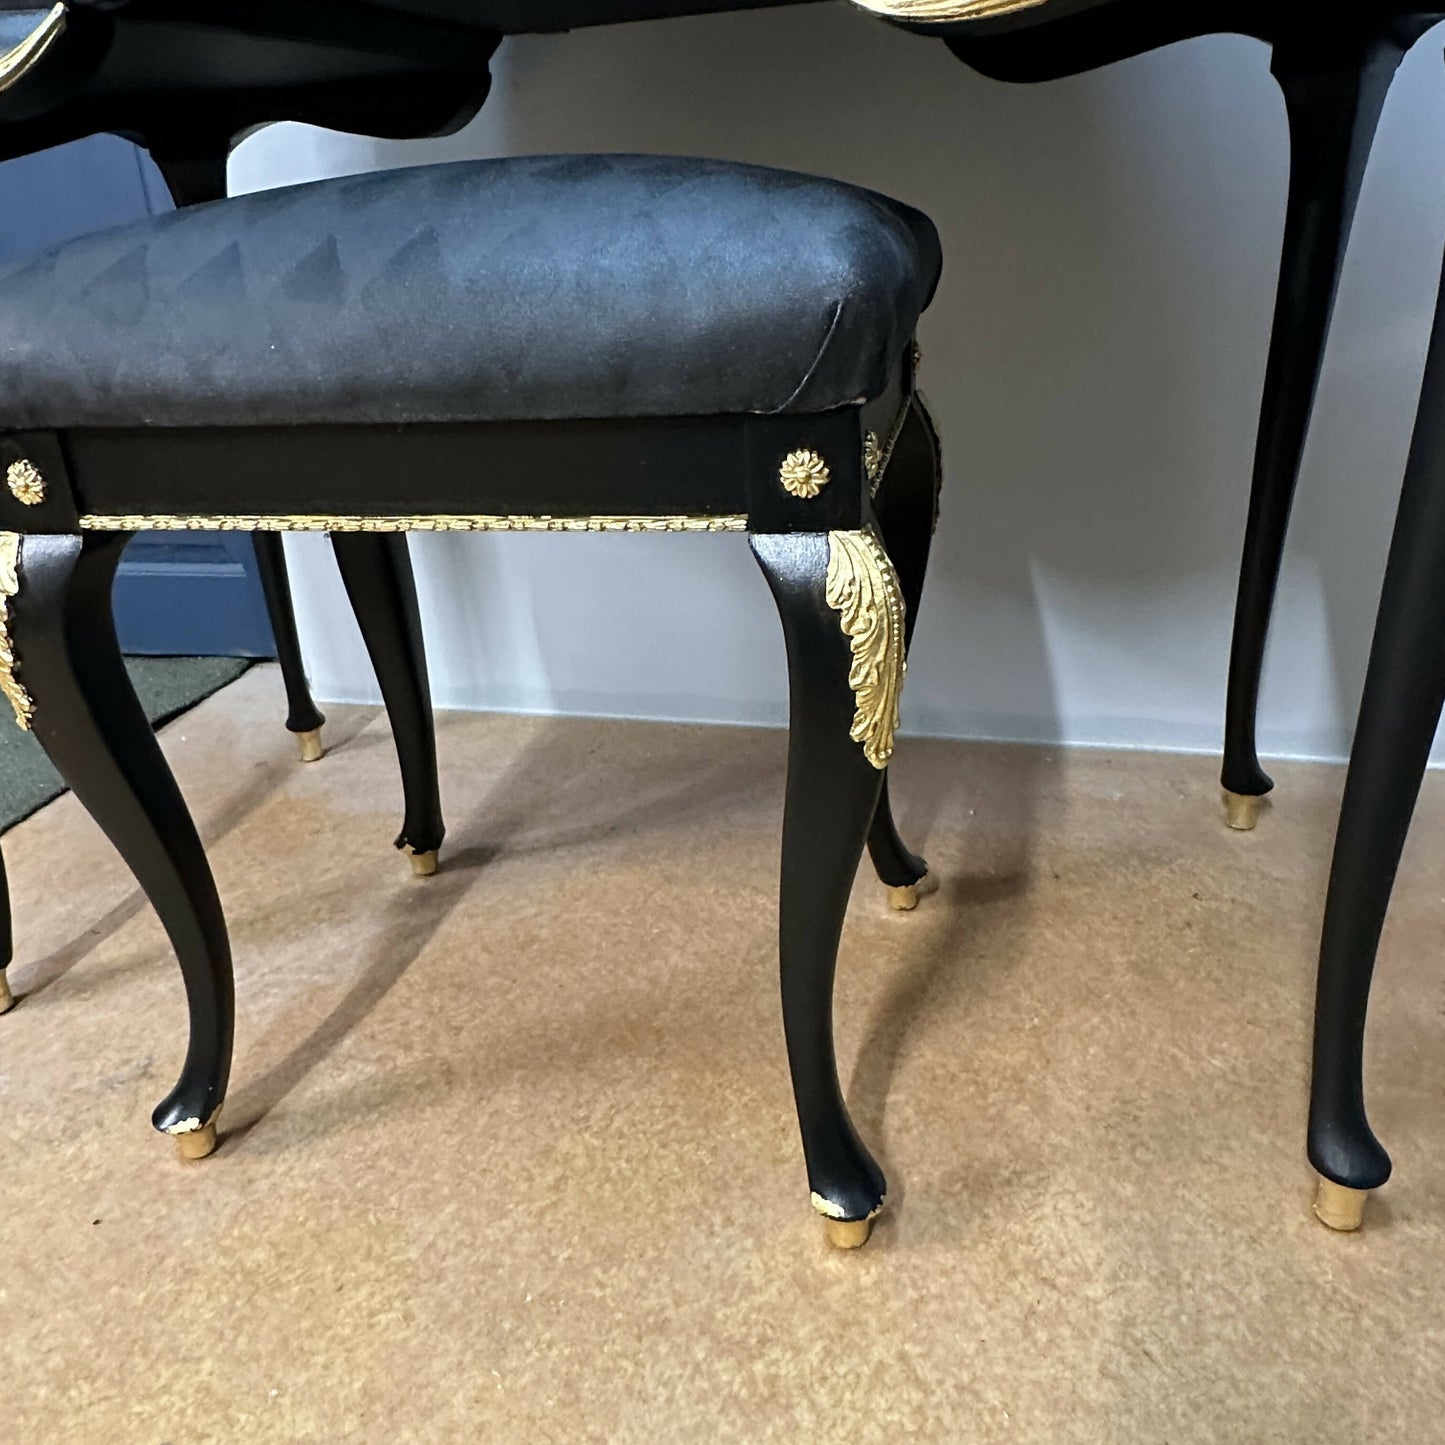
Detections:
173,1120,219,1162
407,847,439,878
1224,791,1261,831
1314,1176,1368,1232
823,1216,876,1250
295,728,325,763
0,971,14,1015
886,870,937,912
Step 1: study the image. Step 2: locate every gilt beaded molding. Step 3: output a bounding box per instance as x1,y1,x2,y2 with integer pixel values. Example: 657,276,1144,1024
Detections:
77,513,750,534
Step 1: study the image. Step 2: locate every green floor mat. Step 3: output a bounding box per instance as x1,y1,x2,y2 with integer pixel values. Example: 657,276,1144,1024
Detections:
0,657,253,833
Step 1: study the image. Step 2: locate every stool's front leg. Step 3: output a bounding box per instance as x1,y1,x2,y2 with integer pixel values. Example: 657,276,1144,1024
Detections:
867,391,942,910
252,533,327,762
1307,241,1445,1231
329,533,445,875
1220,34,1403,830
752,528,901,1248
8,532,233,1159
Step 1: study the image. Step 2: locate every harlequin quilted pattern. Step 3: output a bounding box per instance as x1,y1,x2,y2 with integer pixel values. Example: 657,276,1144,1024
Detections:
0,153,940,430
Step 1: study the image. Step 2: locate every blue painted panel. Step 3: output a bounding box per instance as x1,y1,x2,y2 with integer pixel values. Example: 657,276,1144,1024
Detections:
0,139,277,657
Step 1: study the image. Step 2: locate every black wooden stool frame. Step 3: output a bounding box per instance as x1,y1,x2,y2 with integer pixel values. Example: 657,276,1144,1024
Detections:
0,348,938,1245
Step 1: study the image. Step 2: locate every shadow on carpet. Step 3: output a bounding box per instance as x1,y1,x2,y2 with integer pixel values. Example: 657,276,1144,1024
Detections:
0,657,252,832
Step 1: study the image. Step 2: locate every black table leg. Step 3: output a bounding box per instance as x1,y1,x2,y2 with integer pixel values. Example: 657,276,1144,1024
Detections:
868,393,942,911
752,529,895,1248
1307,225,1445,1231
10,532,233,1159
252,532,327,761
329,533,445,875
1221,33,1402,830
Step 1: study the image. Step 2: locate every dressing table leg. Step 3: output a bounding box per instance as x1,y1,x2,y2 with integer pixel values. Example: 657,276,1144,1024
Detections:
752,530,894,1247
11,532,233,1158
329,533,445,874
1221,34,1402,828
1308,235,1445,1230
868,394,942,910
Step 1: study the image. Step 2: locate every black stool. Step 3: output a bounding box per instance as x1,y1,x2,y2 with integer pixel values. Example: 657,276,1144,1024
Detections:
0,153,943,1248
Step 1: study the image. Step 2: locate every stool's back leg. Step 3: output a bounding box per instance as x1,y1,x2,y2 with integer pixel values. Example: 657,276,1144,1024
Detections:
867,393,941,909
0,846,12,1014
252,533,327,760
11,532,233,1157
752,530,893,1247
1307,234,1445,1230
329,533,444,874
1221,34,1403,825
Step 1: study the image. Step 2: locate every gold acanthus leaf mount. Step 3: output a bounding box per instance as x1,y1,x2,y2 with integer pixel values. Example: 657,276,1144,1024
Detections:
825,529,906,770
0,532,34,731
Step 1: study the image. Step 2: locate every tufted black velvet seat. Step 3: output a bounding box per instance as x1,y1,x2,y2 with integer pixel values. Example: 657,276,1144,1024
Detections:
0,154,940,431
0,147,944,1252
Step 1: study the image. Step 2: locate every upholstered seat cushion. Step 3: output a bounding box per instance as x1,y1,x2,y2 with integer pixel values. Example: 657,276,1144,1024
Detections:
0,153,940,430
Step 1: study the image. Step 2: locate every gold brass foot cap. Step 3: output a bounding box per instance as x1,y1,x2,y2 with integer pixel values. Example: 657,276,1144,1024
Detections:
823,1216,875,1250
1224,791,1261,831
295,728,325,763
812,1192,883,1250
886,870,938,912
172,1120,220,1162
1314,1176,1368,1232
407,847,439,878
0,972,13,1015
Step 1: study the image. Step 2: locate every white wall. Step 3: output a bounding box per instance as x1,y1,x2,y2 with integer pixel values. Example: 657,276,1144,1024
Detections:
229,5,1445,761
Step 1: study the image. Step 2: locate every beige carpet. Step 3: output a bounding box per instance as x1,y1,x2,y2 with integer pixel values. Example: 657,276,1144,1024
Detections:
2,664,1442,1443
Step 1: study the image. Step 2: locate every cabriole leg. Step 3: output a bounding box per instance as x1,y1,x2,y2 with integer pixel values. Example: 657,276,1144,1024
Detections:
1307,236,1445,1230
868,393,941,909
0,847,13,1014
252,533,327,761
752,528,904,1247
1221,35,1402,828
329,533,444,874
9,532,233,1158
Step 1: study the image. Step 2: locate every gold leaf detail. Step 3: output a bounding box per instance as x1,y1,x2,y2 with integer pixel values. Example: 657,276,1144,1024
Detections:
850,0,1048,23
863,432,883,490
779,449,830,500
6,459,45,506
0,532,34,730
0,4,68,97
825,529,905,770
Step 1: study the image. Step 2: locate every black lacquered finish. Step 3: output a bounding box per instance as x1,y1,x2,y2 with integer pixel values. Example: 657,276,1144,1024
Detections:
12,531,234,1138
0,142,942,1243
859,0,1443,806
1307,232,1445,1199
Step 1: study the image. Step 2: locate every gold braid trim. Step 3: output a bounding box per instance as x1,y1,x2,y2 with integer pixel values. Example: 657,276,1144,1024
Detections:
825,529,906,770
77,514,748,534
0,532,34,731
